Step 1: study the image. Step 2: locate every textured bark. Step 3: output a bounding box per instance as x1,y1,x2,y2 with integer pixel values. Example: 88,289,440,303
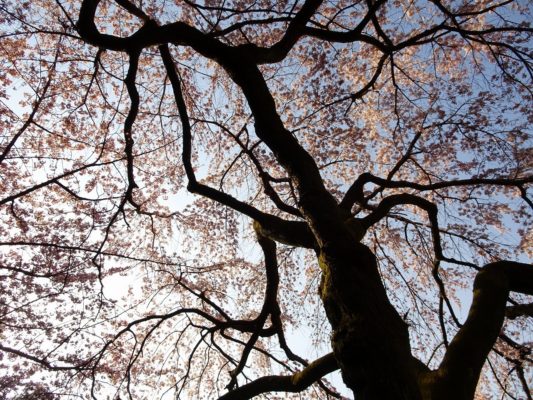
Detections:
318,234,423,400
317,246,533,400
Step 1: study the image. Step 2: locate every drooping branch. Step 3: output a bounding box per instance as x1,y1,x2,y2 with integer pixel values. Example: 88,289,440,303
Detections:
0,240,187,270
301,0,388,51
123,49,140,198
267,304,342,398
218,353,338,400
0,44,58,165
360,193,468,330
226,223,281,390
297,53,388,124
87,307,227,399
348,129,424,208
159,43,266,221
159,44,316,249
0,158,115,206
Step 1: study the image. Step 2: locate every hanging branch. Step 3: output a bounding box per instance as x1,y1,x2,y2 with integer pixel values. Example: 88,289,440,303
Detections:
219,353,338,400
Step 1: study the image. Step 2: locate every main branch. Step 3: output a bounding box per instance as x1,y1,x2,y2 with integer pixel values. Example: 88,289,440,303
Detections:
422,261,533,399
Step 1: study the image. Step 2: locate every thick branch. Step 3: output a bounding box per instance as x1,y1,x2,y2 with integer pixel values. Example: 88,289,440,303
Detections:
506,303,533,319
341,172,533,211
224,61,348,247
77,0,358,247
433,261,533,398
160,44,317,249
158,44,269,220
253,218,316,249
248,0,324,63
123,49,140,194
219,353,338,400
114,0,149,21
78,0,227,57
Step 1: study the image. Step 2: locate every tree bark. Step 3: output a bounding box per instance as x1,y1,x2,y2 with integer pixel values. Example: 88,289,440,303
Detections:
318,235,423,400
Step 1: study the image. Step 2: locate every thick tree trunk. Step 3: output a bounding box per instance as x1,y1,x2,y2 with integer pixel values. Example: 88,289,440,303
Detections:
319,242,533,400
318,238,423,399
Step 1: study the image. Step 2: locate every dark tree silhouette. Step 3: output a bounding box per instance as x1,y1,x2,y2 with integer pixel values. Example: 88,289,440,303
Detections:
0,0,532,399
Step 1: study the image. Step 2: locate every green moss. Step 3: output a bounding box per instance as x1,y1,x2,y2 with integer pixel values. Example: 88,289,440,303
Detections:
318,252,332,300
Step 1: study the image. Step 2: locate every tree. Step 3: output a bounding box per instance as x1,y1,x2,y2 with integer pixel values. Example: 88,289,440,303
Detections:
0,0,532,398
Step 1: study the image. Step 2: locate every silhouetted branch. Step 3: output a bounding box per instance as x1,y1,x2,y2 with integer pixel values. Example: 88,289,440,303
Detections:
123,49,141,197
226,224,281,390
434,261,533,398
0,343,87,371
219,353,338,400
506,303,533,319
341,172,533,211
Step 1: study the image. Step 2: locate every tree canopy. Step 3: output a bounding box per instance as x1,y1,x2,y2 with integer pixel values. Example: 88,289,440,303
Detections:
0,0,532,399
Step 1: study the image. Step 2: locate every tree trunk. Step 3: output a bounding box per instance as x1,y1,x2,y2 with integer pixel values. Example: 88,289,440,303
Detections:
319,239,423,399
